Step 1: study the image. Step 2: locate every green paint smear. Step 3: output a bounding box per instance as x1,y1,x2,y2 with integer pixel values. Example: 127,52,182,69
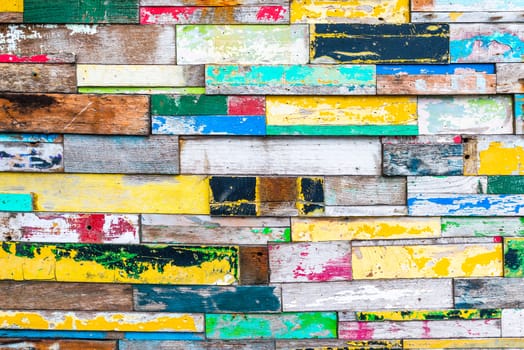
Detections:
266,125,418,136
357,309,501,321
505,239,524,277
78,87,206,95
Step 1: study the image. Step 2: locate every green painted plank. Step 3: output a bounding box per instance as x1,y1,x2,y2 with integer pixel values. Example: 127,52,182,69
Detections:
78,87,205,95
0,193,33,212
505,238,524,277
488,176,524,194
356,309,501,321
152,95,228,116
442,217,524,237
266,125,418,136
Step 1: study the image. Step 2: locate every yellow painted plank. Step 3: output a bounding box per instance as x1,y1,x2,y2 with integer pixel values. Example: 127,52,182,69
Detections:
0,0,23,12
352,243,503,279
266,96,417,126
0,174,209,214
290,0,409,24
404,338,524,349
292,217,441,242
478,140,524,175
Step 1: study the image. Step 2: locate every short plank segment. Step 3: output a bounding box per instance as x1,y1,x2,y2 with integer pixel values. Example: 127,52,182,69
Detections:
455,278,524,308
206,313,337,339
120,340,275,350
496,63,524,93
276,340,403,350
0,63,76,93
408,176,487,195
0,0,22,12
488,176,524,194
413,11,524,23
357,309,501,321
0,194,33,212
502,309,524,336
0,340,117,350
464,136,524,175
152,116,266,136
151,94,228,115
442,217,524,237
412,0,524,11
311,23,449,64
0,142,63,172
505,238,524,277
0,12,23,23
324,205,408,217
0,242,238,284
516,94,524,134
324,176,406,206
0,53,76,63
240,246,269,285
0,93,149,135
404,338,524,349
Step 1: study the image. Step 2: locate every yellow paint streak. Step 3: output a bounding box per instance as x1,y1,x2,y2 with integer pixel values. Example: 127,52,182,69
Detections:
291,217,440,241
0,174,209,214
352,244,503,279
478,141,524,175
0,0,23,12
404,338,524,349
267,96,417,126
363,309,484,321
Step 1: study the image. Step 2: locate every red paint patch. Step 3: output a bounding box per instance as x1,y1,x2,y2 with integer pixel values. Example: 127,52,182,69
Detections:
256,6,286,21
292,256,351,282
140,6,198,24
107,217,137,240
228,96,265,115
0,54,50,63
453,135,462,143
493,236,503,243
67,214,106,243
340,322,375,340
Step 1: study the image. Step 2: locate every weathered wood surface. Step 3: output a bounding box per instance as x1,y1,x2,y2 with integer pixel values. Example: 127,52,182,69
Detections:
151,94,264,116
180,137,381,175
451,24,524,63
356,308,501,321
176,25,308,64
0,194,33,212
464,136,524,175
134,285,281,312
442,217,524,237
502,309,524,336
0,281,133,311
496,63,524,93
0,339,117,350
377,64,496,95
140,5,289,24
412,11,524,23
206,65,376,95
488,176,524,194
291,217,440,242
404,338,524,349
275,340,403,350
0,24,175,64
0,53,76,63
0,330,204,340
0,213,139,243
351,237,496,246
142,215,290,244
0,12,22,23
0,142,63,172
140,0,288,4
409,194,524,216
455,278,524,308
0,174,209,214
206,312,337,339
515,94,524,134
0,0,22,12
324,176,406,206
152,116,266,136
77,65,204,87
0,94,149,135
0,63,76,93
64,135,179,174
324,205,408,217
412,0,524,11
0,134,62,143
311,24,449,64
0,242,238,284
408,176,487,195
505,238,524,277
119,340,275,350
240,246,269,285
269,242,351,282
78,87,205,94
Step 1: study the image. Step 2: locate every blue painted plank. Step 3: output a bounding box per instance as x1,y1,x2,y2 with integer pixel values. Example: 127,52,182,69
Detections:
376,64,495,75
0,330,203,340
152,115,266,135
0,134,61,143
0,193,33,212
122,332,204,340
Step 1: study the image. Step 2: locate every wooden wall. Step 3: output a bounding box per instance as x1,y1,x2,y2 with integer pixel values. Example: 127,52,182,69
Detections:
1,0,524,349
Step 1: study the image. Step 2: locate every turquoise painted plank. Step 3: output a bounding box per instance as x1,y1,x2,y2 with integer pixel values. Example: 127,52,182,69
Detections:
0,330,203,340
0,193,33,212
152,115,266,136
376,64,495,75
0,134,61,143
206,65,376,95
266,125,418,136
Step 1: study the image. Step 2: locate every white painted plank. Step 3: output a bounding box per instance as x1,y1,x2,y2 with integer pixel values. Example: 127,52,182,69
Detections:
408,176,488,195
324,206,408,216
412,11,524,23
502,309,524,336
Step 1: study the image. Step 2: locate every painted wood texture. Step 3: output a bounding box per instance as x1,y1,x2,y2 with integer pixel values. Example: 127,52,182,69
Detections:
0,340,116,349
515,94,524,134
0,194,33,212
488,176,524,194
0,142,63,172
412,11,524,23
276,340,403,350
0,94,149,135
412,0,524,11
505,238,524,277
0,0,22,12
63,135,179,174
78,87,206,94
455,278,524,308
140,0,288,4
324,176,406,206
120,340,275,350
240,246,269,285
140,5,289,24
152,116,266,136
151,94,265,116
502,309,524,336
408,176,487,195
0,330,203,341
356,308,501,321
324,205,408,217
0,242,238,284
442,217,524,237
311,23,449,63
176,25,308,64
134,285,281,312
404,338,524,349
0,213,139,243
206,64,376,95
0,53,76,63
0,12,23,23
0,174,209,214
0,24,175,64
206,313,337,339
0,63,76,93
496,63,524,93
180,137,381,175
464,136,524,175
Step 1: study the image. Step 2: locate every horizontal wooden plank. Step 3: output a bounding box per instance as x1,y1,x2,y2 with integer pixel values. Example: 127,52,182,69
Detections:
0,134,62,143
311,23,449,64
78,87,205,94
152,115,266,135
0,63,76,93
488,176,524,194
324,176,405,206
180,137,381,175
502,309,524,336
0,194,33,212
141,0,287,4
0,12,23,22
0,242,238,284
276,340,402,350
134,285,281,312
324,205,408,216
408,176,487,195
240,245,269,285
412,11,524,23
455,278,524,308
496,63,524,93
120,340,275,350
141,215,290,244
412,0,524,11
0,281,133,311
152,94,227,115
0,340,117,350
0,142,63,172
442,217,524,237
0,330,203,340
465,136,524,175
382,135,461,144
0,24,175,64
206,64,376,95
505,238,524,277
266,124,418,136
206,313,337,339
0,0,21,12
351,237,495,246
404,338,524,349
282,279,453,311
0,53,76,63
357,309,501,321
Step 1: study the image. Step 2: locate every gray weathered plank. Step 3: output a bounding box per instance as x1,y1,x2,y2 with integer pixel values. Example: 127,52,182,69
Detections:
412,11,524,23
324,176,406,206
0,63,76,92
455,278,524,308
497,63,524,92
408,176,488,195
324,206,408,216
442,217,524,238
119,340,275,350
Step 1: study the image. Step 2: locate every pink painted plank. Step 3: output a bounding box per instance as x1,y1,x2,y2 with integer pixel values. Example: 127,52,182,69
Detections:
0,53,75,63
228,96,265,115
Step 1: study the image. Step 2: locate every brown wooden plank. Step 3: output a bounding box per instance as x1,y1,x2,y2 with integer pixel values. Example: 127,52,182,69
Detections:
0,63,76,93
240,245,269,285
0,340,117,350
324,176,405,206
0,12,23,23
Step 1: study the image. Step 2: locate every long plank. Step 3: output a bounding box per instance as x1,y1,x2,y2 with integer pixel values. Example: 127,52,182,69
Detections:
311,23,449,63
0,340,117,350
64,135,179,174
0,213,139,243
180,137,381,175
0,24,175,64
502,309,524,336
0,142,63,172
176,25,308,64
0,194,33,212
0,242,238,284
0,330,203,340
455,278,524,308
496,63,524,93
78,87,205,94
152,115,266,136
442,217,524,238
412,11,524,23
412,0,524,11
0,63,76,93
324,205,408,217
324,176,406,206
206,65,376,95
464,136,524,175
0,134,62,143
0,93,149,135
356,309,501,321
134,285,281,312
120,340,275,350
408,176,487,195
276,340,402,350
405,338,524,349
206,313,337,339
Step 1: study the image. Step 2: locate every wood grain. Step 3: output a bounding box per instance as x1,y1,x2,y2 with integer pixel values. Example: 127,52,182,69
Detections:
240,246,269,285
442,217,524,238
324,176,405,206
119,340,275,350
502,309,524,336
0,63,76,93
464,136,524,175
0,141,63,172
412,11,524,22
0,12,22,22
404,338,524,349
408,176,487,195
455,278,524,308
412,0,524,11
276,340,402,350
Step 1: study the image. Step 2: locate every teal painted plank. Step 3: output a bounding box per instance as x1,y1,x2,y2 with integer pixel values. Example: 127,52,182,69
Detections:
376,64,495,75
206,312,337,339
0,134,60,143
266,125,418,136
152,115,266,136
152,95,228,116
0,193,33,212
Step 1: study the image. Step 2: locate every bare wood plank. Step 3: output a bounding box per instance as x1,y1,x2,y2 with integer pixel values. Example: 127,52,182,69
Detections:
324,176,405,206
0,142,63,172
0,63,76,92
0,340,117,350
455,278,524,308
412,11,524,23
240,246,269,285
324,206,408,216
120,340,275,350
408,176,488,194
497,63,524,92
0,12,23,23
502,309,524,336
382,135,461,144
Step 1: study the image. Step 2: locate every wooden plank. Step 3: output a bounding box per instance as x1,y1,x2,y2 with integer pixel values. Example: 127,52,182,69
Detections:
0,330,203,340
442,217,524,237
206,312,337,339
134,285,281,312
377,64,496,95
0,281,133,311
0,242,238,284
496,63,524,93
0,53,76,63
281,279,453,311
269,242,351,282
405,338,524,349
142,215,290,244
324,206,408,217
267,125,418,136
351,237,496,246
408,176,487,195
0,63,76,93
176,25,308,64
0,93,149,135
64,135,179,174
228,96,265,115
339,319,500,340
78,87,206,94
0,24,175,64
0,310,203,332
502,309,524,336
77,65,203,87
412,11,524,23
412,0,524,11
0,134,62,143
240,246,269,285
276,340,402,350
505,238,524,277
463,136,524,175
0,213,139,243
516,95,524,134
0,0,22,12
356,309,501,321
152,94,228,115
0,174,209,214
324,176,405,206
141,0,288,4
120,340,275,350
152,115,266,136
0,12,23,23
382,135,460,144
0,142,63,172
451,24,524,63
140,5,289,24
311,23,449,64
0,194,33,212
352,243,502,279
291,217,441,242
180,137,381,175
0,340,117,350
455,278,524,308
488,176,524,194
206,64,376,95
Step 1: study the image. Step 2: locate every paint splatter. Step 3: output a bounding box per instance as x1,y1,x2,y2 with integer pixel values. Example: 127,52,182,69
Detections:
256,6,286,22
